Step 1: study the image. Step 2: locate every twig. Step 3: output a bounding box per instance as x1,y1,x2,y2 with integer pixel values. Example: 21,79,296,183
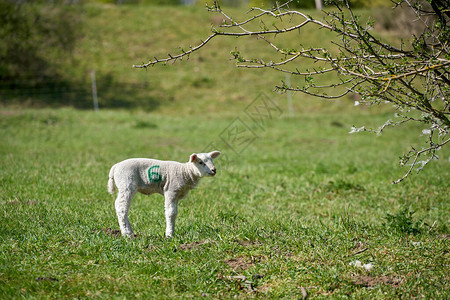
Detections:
133,33,218,68
393,137,450,184
351,247,368,256
300,286,308,299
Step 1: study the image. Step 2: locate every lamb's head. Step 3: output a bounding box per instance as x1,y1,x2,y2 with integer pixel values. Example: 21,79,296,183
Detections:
189,151,221,177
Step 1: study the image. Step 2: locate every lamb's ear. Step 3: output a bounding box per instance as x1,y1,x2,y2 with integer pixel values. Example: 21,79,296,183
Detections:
189,153,198,163
209,151,221,159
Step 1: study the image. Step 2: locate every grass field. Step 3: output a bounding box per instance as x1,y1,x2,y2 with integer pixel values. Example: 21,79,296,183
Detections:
0,106,448,298
1,3,449,299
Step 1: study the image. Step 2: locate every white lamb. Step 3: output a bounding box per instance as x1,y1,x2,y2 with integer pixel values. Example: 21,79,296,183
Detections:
107,151,221,237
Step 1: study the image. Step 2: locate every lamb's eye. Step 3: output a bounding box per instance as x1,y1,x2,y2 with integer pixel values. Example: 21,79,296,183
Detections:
199,161,204,165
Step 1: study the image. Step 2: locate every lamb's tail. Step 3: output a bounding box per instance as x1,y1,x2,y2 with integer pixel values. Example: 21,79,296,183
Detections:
107,164,116,195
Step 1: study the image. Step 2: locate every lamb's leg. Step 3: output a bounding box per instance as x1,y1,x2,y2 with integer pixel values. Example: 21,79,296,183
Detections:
164,191,178,237
115,189,136,237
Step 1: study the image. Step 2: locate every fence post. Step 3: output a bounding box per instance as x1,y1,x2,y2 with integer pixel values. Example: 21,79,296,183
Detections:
315,0,323,10
91,69,99,111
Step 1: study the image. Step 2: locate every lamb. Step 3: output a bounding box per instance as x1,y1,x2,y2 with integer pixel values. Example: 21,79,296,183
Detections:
107,151,221,237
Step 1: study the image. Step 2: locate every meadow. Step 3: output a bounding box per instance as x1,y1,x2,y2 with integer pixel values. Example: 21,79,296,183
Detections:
1,3,449,299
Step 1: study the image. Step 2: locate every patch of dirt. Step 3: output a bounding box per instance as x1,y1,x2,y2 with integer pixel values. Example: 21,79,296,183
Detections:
179,240,211,251
224,256,261,271
353,275,403,287
235,239,262,247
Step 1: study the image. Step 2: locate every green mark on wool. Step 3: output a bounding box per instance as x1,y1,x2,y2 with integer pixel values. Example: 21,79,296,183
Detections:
148,165,162,183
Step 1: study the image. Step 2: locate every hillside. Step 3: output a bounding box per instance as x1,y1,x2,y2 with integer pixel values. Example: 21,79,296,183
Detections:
2,4,369,114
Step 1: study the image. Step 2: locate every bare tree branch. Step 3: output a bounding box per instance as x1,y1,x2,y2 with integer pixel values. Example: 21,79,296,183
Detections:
134,0,449,183
393,137,450,184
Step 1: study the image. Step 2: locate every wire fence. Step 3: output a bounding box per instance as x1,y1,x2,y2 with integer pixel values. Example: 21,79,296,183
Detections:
0,73,159,110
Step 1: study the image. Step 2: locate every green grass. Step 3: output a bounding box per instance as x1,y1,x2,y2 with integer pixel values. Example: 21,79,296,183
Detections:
0,3,449,299
0,107,448,298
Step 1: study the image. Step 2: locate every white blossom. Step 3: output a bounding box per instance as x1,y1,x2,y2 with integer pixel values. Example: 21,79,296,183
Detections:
349,260,362,267
349,126,366,134
363,263,373,271
350,260,374,271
